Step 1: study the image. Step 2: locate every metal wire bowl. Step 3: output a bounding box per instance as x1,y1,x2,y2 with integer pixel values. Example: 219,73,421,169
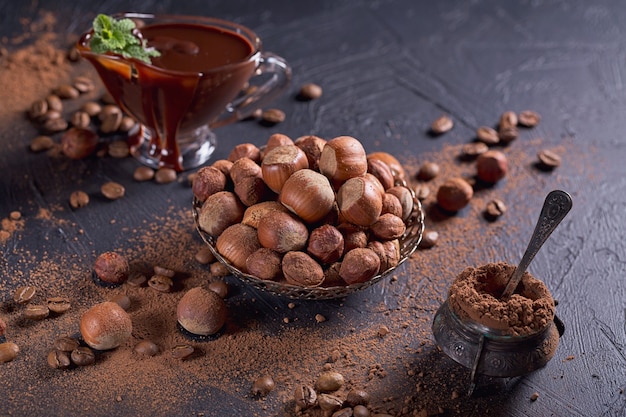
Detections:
192,182,424,300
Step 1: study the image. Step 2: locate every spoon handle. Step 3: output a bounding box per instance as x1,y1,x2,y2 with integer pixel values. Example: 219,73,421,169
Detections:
500,190,573,300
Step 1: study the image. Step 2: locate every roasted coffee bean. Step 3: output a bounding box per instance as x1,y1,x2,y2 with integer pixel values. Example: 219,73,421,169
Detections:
153,266,175,278
170,344,195,359
69,190,90,209
119,116,136,132
110,294,131,311
345,389,371,407
73,76,95,93
42,110,62,121
498,126,518,144
209,261,230,277
316,371,344,392
43,117,69,133
127,273,148,287
46,94,63,112
55,84,80,99
101,181,125,200
518,110,541,127
461,142,488,160
430,114,453,134
30,135,55,152
71,111,91,128
207,281,228,299
0,342,19,363
133,166,155,182
54,336,80,352
261,108,286,124
47,349,71,369
353,405,370,417
14,286,36,304
332,408,354,417
318,394,343,413
82,101,102,117
537,149,561,169
485,199,507,220
413,184,430,201
194,247,214,265
154,168,177,184
99,105,123,133
24,304,49,320
71,347,95,366
476,126,499,145
148,275,173,293
499,111,518,129
29,99,48,120
134,340,160,356
294,385,317,410
108,140,130,158
418,230,439,249
298,83,323,100
47,297,71,314
251,375,275,397
416,162,439,181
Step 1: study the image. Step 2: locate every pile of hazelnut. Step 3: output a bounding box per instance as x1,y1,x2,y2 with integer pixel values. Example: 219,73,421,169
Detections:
192,134,416,289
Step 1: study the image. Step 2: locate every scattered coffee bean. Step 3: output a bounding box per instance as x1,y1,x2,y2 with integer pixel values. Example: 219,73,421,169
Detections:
61,127,99,159
210,261,230,277
298,83,323,100
47,349,71,369
476,126,499,145
251,375,275,397
498,126,519,143
419,230,439,249
110,293,131,311
82,101,102,117
54,336,80,352
294,385,317,410
377,325,390,337
101,181,125,200
170,344,195,360
194,247,215,265
207,281,228,299
30,135,55,152
70,111,91,129
43,117,68,133
13,286,36,304
154,168,177,184
47,297,71,314
54,84,80,99
316,371,345,392
29,99,48,120
416,162,440,181
318,394,343,413
73,76,95,93
461,142,488,160
153,266,175,278
413,184,430,201
353,405,370,417
69,190,90,209
134,340,160,356
24,304,50,320
518,110,541,127
148,275,173,293
331,408,354,417
261,108,286,124
9,211,21,220
499,111,518,128
430,114,453,135
99,105,123,133
315,313,327,323
127,273,148,287
530,391,540,401
133,166,155,182
108,140,130,158
0,342,19,363
71,347,95,366
46,94,63,112
537,149,561,169
345,389,371,407
119,116,136,132
485,199,507,220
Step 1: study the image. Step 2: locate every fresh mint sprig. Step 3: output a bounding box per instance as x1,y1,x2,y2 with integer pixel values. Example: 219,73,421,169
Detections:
89,14,160,64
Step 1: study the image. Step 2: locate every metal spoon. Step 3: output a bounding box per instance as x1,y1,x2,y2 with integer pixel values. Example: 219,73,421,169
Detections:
500,190,573,300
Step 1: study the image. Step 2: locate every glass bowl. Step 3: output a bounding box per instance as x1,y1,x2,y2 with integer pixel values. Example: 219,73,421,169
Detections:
192,182,424,300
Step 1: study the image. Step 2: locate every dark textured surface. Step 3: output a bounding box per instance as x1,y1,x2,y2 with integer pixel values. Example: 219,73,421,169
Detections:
1,1,625,416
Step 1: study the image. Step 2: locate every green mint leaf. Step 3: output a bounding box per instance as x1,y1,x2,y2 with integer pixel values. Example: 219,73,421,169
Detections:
90,14,161,63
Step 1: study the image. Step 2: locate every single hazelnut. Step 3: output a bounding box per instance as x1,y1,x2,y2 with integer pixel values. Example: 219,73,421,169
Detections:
261,145,309,193
339,248,381,284
381,193,403,217
227,143,261,163
192,166,227,202
416,161,440,181
177,287,227,336
307,224,344,264
337,176,383,226
386,186,413,222
80,301,132,350
476,150,508,183
234,175,272,207
198,191,245,236
369,213,406,240
322,262,346,287
257,211,308,253
229,157,261,184
294,135,326,171
211,159,234,177
319,136,368,186
367,152,406,180
242,201,290,228
61,127,99,160
215,223,261,273
279,169,335,223
337,223,368,252
367,158,395,190
262,133,293,159
436,177,474,212
94,252,129,284
367,240,400,272
246,248,283,281
282,251,324,287
315,371,345,392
